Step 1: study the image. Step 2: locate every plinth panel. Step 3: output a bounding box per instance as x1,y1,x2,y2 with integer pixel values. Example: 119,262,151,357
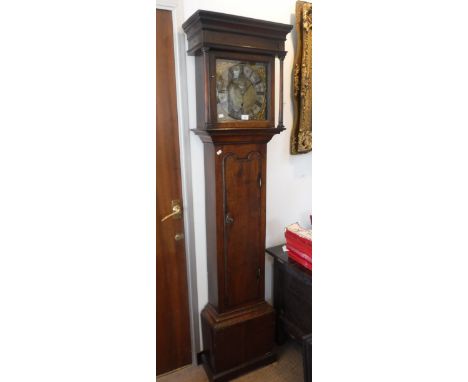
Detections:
201,302,276,381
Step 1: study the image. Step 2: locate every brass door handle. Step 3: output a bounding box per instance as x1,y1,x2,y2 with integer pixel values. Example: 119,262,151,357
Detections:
161,200,182,222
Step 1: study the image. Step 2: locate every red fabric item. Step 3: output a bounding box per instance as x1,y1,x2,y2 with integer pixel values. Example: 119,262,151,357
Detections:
287,249,312,270
284,222,312,271
286,242,311,262
285,238,311,257
285,229,311,249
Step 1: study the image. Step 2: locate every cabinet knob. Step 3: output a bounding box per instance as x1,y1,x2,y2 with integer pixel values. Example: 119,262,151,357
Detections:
225,213,234,224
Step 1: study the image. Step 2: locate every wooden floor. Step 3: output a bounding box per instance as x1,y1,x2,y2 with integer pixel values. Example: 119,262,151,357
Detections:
157,340,304,382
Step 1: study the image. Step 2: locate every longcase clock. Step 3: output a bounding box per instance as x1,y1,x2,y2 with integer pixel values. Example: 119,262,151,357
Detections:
183,10,292,382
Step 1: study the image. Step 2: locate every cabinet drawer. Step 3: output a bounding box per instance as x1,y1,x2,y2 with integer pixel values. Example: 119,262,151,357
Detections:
276,261,311,335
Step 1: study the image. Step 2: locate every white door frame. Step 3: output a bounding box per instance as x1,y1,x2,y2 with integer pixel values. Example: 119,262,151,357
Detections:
156,2,200,365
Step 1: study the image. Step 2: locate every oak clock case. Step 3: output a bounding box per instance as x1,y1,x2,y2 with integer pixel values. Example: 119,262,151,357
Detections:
183,10,292,382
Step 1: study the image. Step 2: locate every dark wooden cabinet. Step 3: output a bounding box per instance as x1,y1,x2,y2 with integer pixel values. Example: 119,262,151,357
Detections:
267,245,312,382
183,10,292,382
302,334,312,382
267,245,312,343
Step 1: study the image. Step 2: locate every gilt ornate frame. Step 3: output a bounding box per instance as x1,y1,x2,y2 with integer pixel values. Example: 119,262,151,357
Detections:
291,1,312,154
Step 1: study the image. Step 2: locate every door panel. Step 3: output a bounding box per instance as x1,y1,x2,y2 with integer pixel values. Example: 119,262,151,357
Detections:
222,144,265,308
156,9,191,376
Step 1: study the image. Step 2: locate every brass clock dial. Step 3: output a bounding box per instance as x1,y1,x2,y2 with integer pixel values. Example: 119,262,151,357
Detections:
216,59,268,122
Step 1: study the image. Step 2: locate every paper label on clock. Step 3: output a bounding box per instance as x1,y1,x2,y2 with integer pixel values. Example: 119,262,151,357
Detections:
218,113,224,119
241,114,249,120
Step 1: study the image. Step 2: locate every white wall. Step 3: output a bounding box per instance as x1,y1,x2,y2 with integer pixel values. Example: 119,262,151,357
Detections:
181,0,312,343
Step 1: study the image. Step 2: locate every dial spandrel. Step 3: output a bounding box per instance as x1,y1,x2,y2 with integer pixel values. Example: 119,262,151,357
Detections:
216,59,268,122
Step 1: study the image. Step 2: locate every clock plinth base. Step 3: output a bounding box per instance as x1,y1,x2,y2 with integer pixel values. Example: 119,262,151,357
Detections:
201,350,276,382
201,302,276,382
